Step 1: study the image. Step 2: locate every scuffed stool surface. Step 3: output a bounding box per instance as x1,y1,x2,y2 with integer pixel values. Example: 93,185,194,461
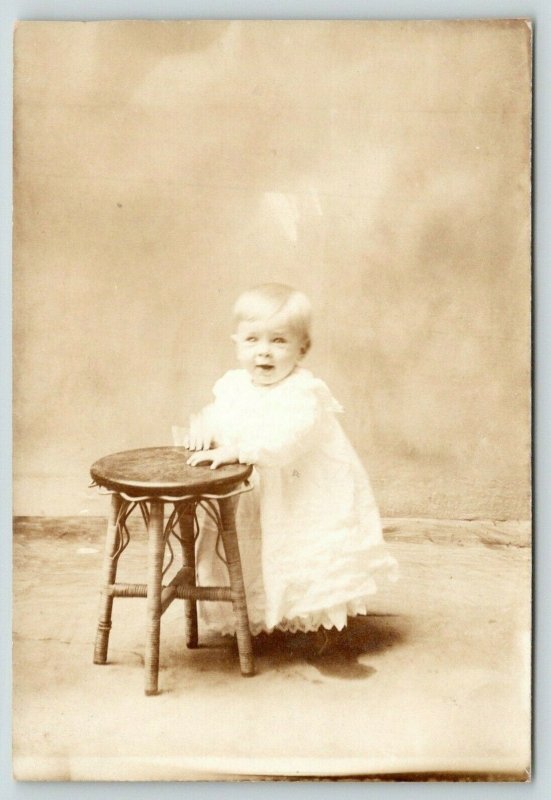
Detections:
90,446,252,497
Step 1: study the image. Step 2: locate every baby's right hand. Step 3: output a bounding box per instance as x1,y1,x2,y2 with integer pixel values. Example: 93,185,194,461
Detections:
185,411,214,451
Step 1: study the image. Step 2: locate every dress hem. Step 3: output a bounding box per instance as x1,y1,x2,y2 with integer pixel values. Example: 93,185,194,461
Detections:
200,592,385,638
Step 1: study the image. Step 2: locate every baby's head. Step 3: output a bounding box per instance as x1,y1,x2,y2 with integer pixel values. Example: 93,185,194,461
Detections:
232,283,312,386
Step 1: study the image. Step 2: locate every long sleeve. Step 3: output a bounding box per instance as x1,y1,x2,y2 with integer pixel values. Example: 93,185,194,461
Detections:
236,389,325,467
210,368,344,469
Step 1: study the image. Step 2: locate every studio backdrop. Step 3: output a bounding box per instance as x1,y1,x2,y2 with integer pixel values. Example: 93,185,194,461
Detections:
13,20,531,522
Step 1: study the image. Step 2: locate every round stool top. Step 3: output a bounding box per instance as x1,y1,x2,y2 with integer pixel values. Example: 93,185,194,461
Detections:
90,447,253,498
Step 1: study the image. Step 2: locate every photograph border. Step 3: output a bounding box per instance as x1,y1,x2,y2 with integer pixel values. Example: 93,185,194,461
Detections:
2,0,548,797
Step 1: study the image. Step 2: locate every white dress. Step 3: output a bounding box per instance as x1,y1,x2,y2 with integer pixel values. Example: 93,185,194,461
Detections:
194,366,398,635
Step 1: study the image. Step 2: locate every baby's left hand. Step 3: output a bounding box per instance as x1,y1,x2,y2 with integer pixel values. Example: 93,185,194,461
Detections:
186,445,239,470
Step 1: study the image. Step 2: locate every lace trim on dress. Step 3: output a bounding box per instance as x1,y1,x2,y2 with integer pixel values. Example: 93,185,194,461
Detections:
199,548,399,637
202,594,384,637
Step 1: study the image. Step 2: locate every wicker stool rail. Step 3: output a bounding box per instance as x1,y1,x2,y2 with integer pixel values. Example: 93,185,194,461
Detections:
90,447,255,695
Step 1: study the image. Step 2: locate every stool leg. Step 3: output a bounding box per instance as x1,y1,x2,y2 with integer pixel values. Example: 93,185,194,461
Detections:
94,493,123,664
218,497,255,676
178,506,198,648
144,499,165,696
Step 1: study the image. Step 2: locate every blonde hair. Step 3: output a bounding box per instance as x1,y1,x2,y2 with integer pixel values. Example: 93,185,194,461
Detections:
233,283,312,353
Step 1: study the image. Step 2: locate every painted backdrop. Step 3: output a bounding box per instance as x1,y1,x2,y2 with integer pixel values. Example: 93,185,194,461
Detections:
13,20,531,519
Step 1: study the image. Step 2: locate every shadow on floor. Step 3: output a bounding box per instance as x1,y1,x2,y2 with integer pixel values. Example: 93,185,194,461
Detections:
165,614,409,684
266,614,409,680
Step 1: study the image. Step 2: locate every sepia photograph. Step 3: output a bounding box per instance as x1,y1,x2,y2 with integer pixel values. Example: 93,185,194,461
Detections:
12,19,532,781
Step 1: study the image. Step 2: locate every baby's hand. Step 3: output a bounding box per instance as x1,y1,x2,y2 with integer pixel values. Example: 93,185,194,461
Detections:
185,410,215,451
186,446,239,470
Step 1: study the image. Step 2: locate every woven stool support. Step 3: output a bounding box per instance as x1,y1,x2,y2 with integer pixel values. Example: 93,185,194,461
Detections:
144,499,165,695
218,497,255,676
177,507,199,648
106,583,233,603
93,493,123,664
92,458,255,694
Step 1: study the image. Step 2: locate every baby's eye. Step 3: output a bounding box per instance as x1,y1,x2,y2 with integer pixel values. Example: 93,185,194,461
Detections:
273,337,286,344
245,336,257,343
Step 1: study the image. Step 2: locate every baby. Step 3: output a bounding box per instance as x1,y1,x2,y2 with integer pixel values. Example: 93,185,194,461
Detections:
181,283,397,636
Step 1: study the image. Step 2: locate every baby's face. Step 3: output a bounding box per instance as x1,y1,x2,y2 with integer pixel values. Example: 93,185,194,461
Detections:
233,316,306,386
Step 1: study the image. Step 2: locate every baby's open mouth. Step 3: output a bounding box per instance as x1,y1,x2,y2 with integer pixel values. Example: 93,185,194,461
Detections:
256,364,274,371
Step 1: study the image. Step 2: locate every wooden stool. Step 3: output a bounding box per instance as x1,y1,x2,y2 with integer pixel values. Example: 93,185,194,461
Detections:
90,446,255,695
